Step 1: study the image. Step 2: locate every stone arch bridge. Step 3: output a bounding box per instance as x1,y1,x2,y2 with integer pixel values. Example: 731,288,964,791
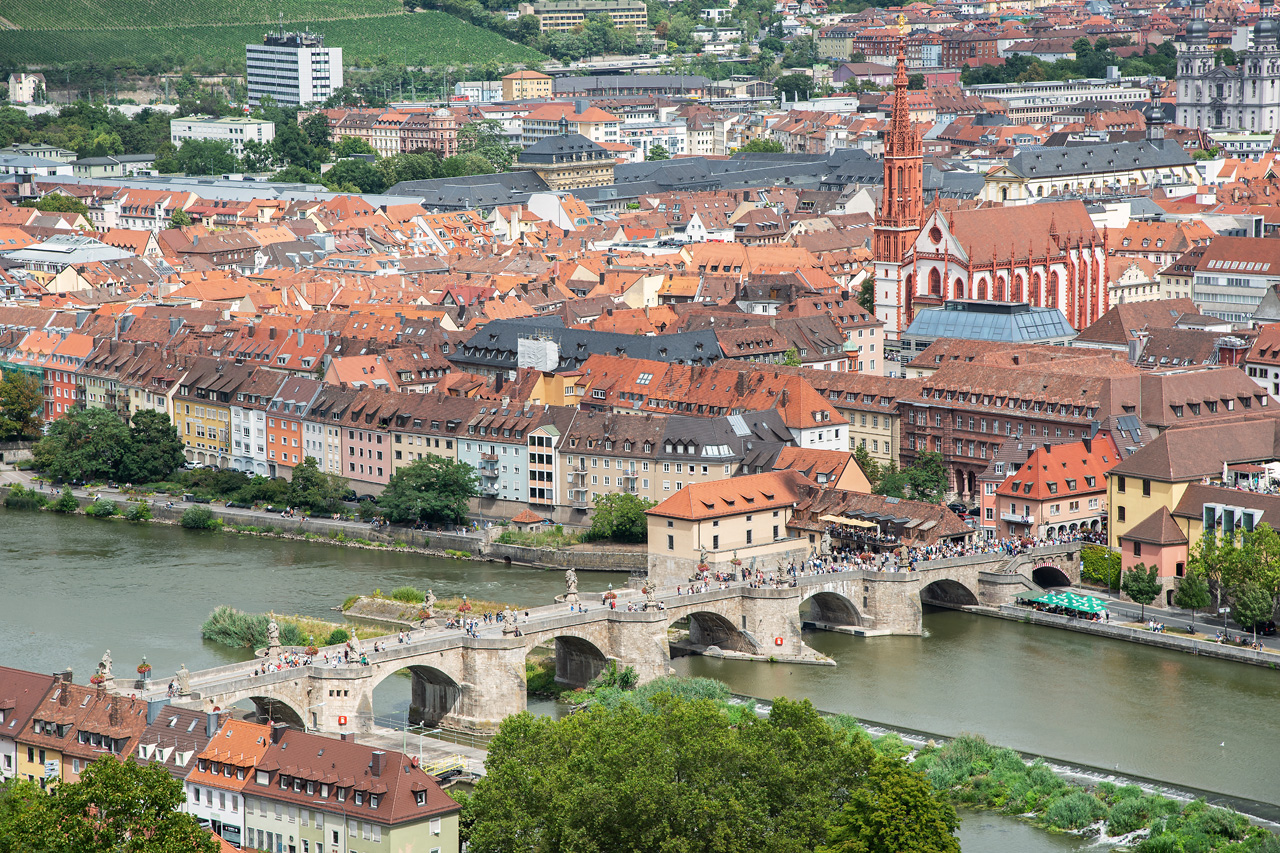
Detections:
145,544,1079,734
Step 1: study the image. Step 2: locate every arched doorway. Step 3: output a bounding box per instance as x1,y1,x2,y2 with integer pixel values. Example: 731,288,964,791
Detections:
801,592,862,628
919,579,980,609
1032,565,1072,588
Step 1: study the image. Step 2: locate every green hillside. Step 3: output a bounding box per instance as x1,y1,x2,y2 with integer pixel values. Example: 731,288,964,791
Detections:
0,10,546,68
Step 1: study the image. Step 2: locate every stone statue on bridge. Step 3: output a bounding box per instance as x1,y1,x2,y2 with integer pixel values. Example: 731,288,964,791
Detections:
643,581,658,611
266,616,282,661
564,568,579,605
97,650,112,682
821,529,832,559
423,589,437,618
175,664,191,696
502,607,518,635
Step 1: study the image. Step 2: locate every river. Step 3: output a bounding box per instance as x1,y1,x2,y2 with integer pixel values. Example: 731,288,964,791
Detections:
3,511,1278,850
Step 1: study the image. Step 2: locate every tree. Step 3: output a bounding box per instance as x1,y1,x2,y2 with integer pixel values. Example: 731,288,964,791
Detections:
1173,566,1211,627
20,194,88,215
377,456,477,525
121,410,185,483
440,153,496,178
168,208,192,228
456,118,517,171
774,72,814,101
905,451,948,505
331,135,378,159
646,143,671,161
587,492,655,542
300,111,332,149
737,137,785,154
1231,582,1274,641
321,158,386,194
820,754,961,853
0,371,43,440
874,463,908,500
0,756,218,853
1215,47,1238,67
465,693,898,853
288,456,348,515
180,506,218,530
782,346,801,366
1120,563,1163,621
270,164,321,184
858,278,875,313
907,73,925,90
33,407,131,483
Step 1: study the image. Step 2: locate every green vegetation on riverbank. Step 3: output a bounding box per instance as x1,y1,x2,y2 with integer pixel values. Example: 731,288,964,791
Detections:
200,605,379,649
915,734,1277,851
343,587,522,617
463,684,961,853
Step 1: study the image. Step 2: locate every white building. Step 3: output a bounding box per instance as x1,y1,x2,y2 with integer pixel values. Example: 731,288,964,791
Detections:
245,31,344,107
170,116,276,157
7,72,46,104
619,120,686,160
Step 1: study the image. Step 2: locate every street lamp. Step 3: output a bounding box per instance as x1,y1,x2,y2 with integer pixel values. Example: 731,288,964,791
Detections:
313,799,348,853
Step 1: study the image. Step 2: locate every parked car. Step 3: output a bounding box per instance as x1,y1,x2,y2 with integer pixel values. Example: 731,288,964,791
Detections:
1252,620,1277,637
947,502,967,515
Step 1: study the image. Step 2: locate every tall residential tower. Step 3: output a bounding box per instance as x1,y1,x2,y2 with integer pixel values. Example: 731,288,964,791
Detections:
246,30,343,107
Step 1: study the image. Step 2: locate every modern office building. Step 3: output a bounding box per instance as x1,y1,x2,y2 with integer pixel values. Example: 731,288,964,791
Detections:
169,116,276,157
246,31,343,107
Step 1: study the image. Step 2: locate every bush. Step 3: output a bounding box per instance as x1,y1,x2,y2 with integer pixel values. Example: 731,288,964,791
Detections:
4,484,47,510
1081,545,1120,587
123,501,152,522
1044,790,1108,830
200,606,307,648
390,586,422,603
181,506,218,530
325,628,350,645
85,499,118,518
51,488,79,513
341,595,360,611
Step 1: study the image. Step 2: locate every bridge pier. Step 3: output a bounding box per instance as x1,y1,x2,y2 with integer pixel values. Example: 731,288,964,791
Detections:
448,641,529,733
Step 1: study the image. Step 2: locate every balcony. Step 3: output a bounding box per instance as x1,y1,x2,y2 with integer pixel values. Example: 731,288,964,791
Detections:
1001,512,1034,525
570,496,590,508
479,467,499,480
480,484,500,497
481,452,499,462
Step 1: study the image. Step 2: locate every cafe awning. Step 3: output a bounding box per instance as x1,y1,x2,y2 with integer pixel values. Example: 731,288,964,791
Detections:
819,514,880,529
1024,591,1108,613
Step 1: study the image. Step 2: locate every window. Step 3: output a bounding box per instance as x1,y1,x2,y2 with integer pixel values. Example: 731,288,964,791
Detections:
1116,476,1126,494
1142,479,1151,497
1117,506,1126,522
1133,541,1141,557
667,535,674,551
712,534,719,550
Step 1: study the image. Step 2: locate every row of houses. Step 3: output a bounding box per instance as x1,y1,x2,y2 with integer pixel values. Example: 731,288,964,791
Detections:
0,666,461,853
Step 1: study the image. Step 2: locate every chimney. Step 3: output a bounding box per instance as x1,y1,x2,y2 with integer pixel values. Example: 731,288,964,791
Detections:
575,99,588,115
1082,436,1092,453
297,329,304,348
370,750,386,777
206,711,222,738
269,327,277,340
270,722,288,744
340,732,357,743
109,700,121,727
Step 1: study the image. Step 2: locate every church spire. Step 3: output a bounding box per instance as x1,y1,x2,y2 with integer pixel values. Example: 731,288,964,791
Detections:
872,16,925,336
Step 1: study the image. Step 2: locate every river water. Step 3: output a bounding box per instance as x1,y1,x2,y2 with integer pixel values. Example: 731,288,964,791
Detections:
3,511,1278,850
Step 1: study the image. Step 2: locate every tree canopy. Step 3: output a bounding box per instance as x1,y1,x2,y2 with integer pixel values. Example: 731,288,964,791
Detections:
377,456,477,525
1120,563,1163,621
737,138,785,154
286,456,349,515
587,492,655,542
32,408,183,484
0,371,43,440
0,757,217,853
464,690,958,853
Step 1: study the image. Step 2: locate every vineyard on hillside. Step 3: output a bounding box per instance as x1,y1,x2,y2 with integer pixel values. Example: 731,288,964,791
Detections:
0,11,546,68
2,0,403,31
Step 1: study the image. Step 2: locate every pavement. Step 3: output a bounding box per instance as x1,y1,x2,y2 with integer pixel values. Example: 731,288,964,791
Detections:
1063,586,1278,650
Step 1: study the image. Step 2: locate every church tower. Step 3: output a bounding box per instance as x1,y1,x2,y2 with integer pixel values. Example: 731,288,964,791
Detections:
873,22,923,343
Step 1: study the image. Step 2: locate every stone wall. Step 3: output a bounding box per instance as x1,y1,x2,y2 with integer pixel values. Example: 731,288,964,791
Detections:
647,539,810,589
484,542,645,573
0,442,34,464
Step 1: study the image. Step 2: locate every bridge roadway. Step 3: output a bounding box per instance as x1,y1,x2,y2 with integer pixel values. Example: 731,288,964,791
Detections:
140,543,1080,734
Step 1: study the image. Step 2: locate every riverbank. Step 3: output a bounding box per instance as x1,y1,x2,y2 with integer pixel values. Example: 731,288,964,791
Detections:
0,479,643,572
987,604,1280,670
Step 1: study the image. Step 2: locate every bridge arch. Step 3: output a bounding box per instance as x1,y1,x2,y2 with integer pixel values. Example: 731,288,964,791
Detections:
371,664,463,728
919,578,980,609
236,695,307,730
674,610,759,654
1032,564,1072,588
801,591,863,628
548,634,609,688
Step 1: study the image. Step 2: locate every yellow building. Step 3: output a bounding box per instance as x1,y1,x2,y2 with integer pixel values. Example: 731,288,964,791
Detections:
502,69,553,100
172,361,243,468
1106,418,1280,554
516,0,647,33
513,132,615,190
388,394,476,476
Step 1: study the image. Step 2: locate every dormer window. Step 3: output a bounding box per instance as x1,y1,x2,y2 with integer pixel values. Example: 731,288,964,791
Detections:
415,791,427,806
